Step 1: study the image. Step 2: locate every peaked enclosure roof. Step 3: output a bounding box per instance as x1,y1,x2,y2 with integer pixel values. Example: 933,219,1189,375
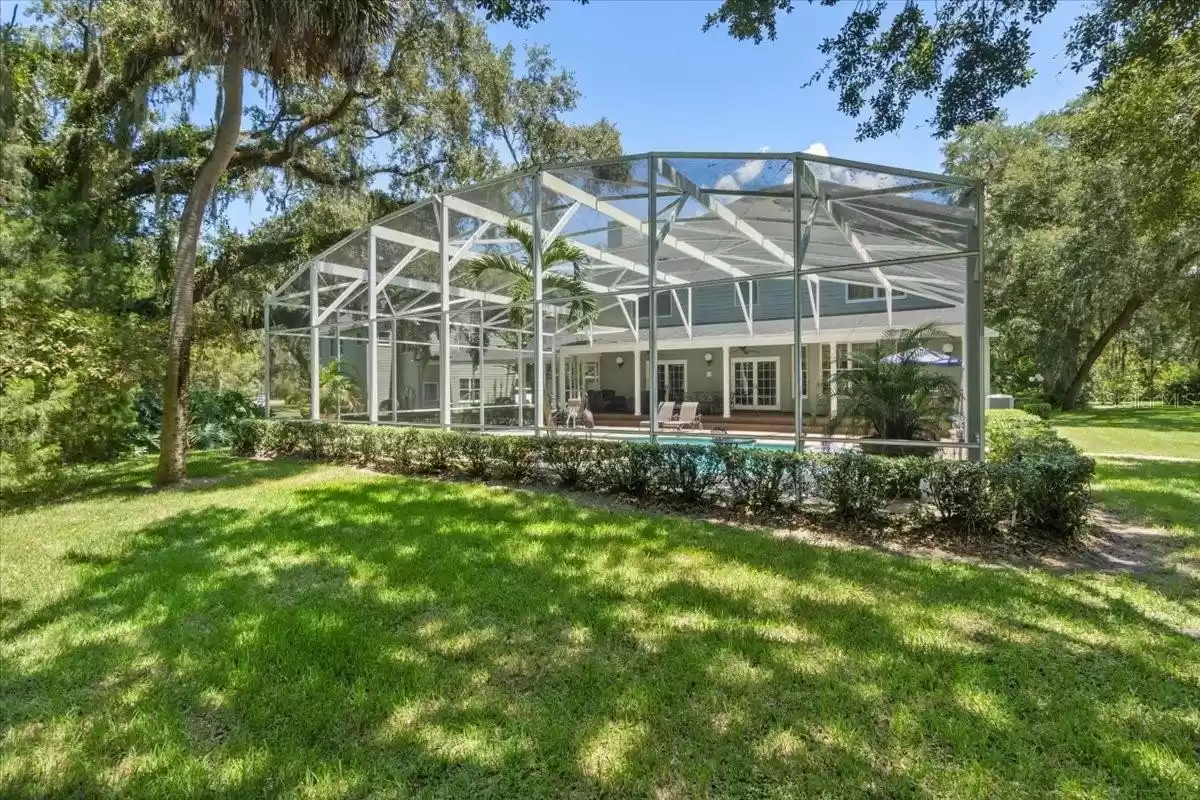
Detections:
268,152,979,336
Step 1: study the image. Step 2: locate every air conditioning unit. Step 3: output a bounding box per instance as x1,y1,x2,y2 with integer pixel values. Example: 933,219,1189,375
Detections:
987,394,1015,409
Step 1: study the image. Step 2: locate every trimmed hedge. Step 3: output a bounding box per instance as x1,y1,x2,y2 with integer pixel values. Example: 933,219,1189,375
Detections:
232,420,1094,541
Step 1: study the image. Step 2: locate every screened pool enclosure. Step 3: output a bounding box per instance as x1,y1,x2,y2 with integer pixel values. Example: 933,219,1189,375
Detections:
265,152,987,457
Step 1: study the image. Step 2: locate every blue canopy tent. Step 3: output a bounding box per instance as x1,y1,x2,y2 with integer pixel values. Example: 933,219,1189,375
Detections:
881,347,961,367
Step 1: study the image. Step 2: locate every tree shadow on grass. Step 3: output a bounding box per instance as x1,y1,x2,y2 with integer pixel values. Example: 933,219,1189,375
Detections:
1,452,312,513
3,475,1199,798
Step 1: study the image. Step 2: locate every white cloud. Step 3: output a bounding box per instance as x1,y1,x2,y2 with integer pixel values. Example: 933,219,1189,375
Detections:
714,158,766,191
803,142,830,157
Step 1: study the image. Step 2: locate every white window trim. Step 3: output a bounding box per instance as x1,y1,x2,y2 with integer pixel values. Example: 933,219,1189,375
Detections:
845,283,907,303
734,280,759,307
730,355,781,411
457,377,481,403
639,292,673,321
421,381,439,406
652,359,689,395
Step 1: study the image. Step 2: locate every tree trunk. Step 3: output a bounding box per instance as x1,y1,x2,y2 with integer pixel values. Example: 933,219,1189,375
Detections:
1059,250,1200,410
155,41,245,486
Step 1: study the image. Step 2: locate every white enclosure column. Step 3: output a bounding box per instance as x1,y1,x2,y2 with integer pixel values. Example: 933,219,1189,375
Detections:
722,345,731,419
478,300,486,430
263,300,271,420
438,197,451,428
390,318,398,423
336,312,343,421
792,155,804,450
965,183,986,461
309,261,320,420
367,232,379,423
982,334,992,398
516,331,524,427
647,155,660,440
532,177,545,433
633,348,641,416
829,345,839,417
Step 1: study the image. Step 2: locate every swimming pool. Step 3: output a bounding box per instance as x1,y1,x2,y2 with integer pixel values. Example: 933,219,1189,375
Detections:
596,434,831,452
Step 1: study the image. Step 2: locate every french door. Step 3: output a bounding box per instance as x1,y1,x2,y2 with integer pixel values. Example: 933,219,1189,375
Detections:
655,361,687,402
731,357,779,410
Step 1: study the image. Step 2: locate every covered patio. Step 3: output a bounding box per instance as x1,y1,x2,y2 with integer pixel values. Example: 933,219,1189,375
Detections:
264,152,986,457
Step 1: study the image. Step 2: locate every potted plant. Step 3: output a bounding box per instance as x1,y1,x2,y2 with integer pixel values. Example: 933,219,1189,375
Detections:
825,323,962,457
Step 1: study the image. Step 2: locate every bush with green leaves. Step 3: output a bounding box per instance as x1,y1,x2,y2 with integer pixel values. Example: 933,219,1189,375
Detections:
814,452,889,522
230,421,1094,540
654,445,722,505
594,441,662,498
717,446,799,515
986,409,1077,461
1008,455,1095,539
925,460,1009,536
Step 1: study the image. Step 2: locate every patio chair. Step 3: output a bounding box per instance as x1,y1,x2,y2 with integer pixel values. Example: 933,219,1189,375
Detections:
564,397,581,427
662,401,702,430
638,401,675,428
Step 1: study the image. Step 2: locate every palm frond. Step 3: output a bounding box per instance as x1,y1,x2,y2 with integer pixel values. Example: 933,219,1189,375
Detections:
542,236,587,269
504,221,536,258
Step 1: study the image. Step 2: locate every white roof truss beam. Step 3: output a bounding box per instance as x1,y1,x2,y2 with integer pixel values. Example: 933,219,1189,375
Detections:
658,157,795,269
801,162,895,325
441,193,685,287
539,172,746,279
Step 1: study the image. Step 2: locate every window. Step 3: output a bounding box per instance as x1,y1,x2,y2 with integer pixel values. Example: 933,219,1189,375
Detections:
422,381,439,406
845,284,907,302
731,357,779,409
637,292,672,321
458,377,480,403
796,349,807,399
821,344,865,393
654,360,687,402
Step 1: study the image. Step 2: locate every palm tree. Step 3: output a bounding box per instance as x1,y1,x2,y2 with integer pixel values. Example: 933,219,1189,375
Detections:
826,323,962,454
319,359,361,417
464,221,598,333
156,0,402,485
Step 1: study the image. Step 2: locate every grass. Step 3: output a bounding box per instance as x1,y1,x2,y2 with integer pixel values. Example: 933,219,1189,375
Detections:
1093,459,1200,538
3,453,1200,798
1052,405,1200,459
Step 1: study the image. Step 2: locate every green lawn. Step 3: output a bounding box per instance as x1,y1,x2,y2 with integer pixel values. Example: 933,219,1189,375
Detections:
1053,405,1200,459
1093,458,1200,538
3,454,1200,798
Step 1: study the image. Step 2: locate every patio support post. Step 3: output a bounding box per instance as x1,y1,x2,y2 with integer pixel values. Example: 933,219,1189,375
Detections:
263,300,270,420
633,348,641,416
516,330,524,427
478,299,486,430
647,155,659,441
792,155,805,450
965,183,986,460
722,345,731,419
390,318,398,423
439,197,451,428
336,312,342,421
309,260,319,421
368,231,379,423
532,177,545,434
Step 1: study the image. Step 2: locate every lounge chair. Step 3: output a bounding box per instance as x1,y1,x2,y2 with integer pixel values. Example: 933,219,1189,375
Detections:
662,401,702,430
638,401,675,428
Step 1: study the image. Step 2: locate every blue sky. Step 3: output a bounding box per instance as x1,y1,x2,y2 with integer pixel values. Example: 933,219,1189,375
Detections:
21,0,1082,231
490,0,1089,171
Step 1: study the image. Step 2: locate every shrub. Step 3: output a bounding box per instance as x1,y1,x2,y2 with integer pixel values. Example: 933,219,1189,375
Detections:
1009,455,1094,540
815,452,887,522
1021,401,1053,420
925,460,1007,536
654,445,721,505
490,436,539,482
230,418,266,456
594,441,661,498
422,430,460,475
880,456,928,501
986,409,1074,461
541,437,597,487
459,434,493,478
717,446,796,516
